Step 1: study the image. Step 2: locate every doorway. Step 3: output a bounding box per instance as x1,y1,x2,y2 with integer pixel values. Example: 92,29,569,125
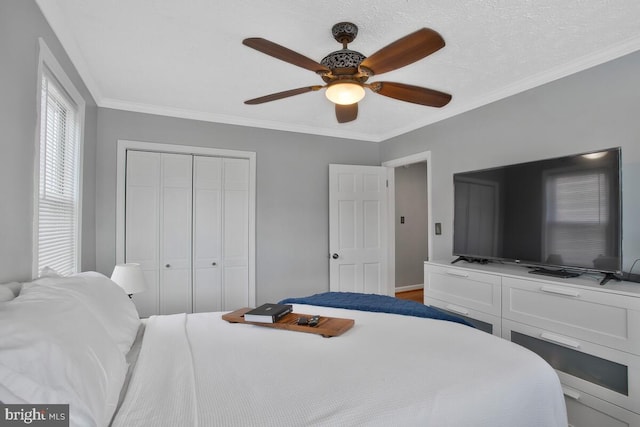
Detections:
383,151,432,295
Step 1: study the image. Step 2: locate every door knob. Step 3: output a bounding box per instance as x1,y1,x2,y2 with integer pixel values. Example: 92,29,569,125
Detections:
211,262,217,266
165,264,171,268
332,253,339,259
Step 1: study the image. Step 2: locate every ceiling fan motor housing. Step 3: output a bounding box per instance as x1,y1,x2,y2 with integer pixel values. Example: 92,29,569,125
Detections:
321,49,368,81
321,22,370,83
331,22,358,44
321,49,365,69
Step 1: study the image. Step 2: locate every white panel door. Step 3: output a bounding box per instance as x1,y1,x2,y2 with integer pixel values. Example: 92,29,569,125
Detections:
192,156,223,312
329,164,389,295
125,151,161,318
160,154,193,315
223,158,250,309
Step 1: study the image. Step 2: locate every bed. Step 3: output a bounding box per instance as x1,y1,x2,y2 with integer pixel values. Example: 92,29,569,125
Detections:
0,273,568,427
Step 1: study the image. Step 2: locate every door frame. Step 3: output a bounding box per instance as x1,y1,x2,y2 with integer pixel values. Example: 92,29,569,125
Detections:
382,150,432,294
115,139,257,306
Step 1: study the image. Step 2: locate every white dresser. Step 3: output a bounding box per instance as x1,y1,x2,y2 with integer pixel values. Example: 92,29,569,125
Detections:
424,260,640,427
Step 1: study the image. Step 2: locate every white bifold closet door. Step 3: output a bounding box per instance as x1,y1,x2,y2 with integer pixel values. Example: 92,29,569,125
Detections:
125,150,249,317
160,154,193,315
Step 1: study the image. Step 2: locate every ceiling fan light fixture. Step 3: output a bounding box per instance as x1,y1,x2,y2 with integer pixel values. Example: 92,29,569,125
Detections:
325,82,365,105
243,23,451,122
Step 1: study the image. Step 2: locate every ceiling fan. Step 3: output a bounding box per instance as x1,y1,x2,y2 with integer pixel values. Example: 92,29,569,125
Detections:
242,22,452,123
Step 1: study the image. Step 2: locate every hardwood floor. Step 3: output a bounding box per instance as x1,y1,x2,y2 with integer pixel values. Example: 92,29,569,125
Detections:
395,289,424,304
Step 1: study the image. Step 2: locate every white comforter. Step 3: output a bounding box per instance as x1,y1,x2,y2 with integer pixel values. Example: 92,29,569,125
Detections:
112,305,567,427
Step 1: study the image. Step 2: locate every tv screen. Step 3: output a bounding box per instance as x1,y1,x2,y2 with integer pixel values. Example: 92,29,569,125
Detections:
453,148,622,275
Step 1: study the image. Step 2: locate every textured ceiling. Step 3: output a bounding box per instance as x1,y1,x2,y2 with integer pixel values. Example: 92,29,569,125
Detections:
36,0,640,142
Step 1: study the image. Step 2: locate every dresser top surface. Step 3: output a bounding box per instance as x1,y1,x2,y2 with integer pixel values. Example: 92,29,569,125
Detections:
426,259,640,297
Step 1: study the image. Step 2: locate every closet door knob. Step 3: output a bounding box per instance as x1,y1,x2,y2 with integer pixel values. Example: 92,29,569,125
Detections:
332,253,339,259
211,262,217,266
165,264,171,268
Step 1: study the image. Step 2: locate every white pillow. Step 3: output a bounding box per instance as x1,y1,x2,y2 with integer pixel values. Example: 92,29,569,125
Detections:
38,266,63,278
0,282,21,301
0,285,128,426
0,284,15,302
32,272,141,355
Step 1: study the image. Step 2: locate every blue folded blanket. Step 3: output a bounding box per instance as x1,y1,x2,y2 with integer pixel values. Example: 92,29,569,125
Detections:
279,292,473,327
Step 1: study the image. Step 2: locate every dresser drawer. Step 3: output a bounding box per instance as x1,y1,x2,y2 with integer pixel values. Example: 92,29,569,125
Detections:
503,319,640,414
426,296,502,336
424,264,501,316
563,385,640,427
502,277,640,355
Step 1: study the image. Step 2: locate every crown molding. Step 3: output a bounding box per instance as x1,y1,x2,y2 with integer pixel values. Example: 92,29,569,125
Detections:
378,35,640,142
100,98,382,142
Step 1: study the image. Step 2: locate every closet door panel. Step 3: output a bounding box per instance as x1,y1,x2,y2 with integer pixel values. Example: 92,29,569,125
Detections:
161,267,191,315
193,190,221,264
161,187,192,269
136,269,159,318
193,156,223,313
193,187,222,312
160,154,192,315
223,158,249,308
125,151,161,317
194,268,222,312
224,190,248,259
224,266,249,309
126,186,158,267
127,185,160,317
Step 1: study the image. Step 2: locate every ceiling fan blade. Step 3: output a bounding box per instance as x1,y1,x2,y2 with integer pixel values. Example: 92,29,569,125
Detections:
243,38,330,74
244,86,323,105
370,82,451,107
359,28,445,76
335,103,358,123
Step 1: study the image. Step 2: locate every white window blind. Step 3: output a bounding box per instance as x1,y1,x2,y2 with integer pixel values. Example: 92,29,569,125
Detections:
35,64,82,277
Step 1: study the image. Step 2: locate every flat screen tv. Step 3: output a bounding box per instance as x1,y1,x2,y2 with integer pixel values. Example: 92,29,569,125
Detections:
453,147,622,284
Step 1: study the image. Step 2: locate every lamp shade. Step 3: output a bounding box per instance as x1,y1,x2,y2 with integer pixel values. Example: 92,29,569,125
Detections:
111,263,148,295
325,82,365,105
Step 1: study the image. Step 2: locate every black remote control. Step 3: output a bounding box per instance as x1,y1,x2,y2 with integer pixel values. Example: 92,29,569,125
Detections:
308,315,320,327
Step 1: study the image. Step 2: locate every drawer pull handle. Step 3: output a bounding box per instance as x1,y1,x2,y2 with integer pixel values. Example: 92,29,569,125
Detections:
540,332,581,349
562,386,581,401
540,286,580,297
445,270,469,278
445,304,469,316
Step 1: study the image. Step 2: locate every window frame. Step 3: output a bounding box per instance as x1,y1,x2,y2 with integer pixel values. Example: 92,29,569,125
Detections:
33,38,86,278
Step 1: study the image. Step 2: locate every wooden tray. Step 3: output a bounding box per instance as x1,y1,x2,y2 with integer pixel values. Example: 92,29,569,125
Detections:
222,307,354,337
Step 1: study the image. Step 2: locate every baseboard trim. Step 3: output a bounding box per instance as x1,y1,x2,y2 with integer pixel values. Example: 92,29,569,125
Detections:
395,284,424,293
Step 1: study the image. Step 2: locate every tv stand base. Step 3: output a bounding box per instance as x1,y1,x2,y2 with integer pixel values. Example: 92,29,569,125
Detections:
528,268,580,279
452,256,489,265
600,272,622,286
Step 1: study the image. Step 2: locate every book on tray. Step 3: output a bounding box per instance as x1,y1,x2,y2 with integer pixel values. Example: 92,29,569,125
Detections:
243,303,293,323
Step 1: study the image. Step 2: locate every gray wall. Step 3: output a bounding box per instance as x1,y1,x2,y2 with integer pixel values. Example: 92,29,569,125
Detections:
395,163,428,287
381,50,640,274
95,109,380,304
0,0,97,283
